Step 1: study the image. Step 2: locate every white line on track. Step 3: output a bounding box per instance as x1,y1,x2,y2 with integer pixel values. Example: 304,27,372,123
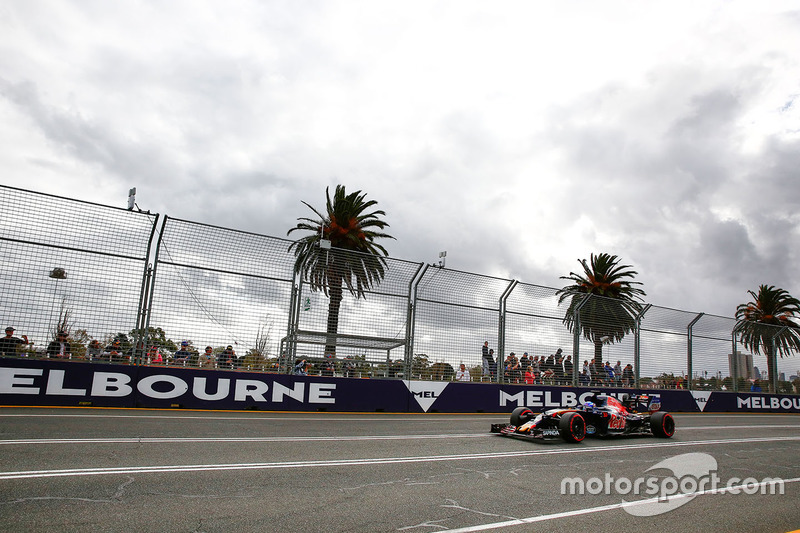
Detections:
441,476,800,532
0,425,798,446
0,434,487,445
0,435,797,481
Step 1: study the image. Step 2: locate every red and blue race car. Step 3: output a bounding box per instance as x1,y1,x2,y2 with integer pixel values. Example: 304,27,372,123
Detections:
490,392,675,443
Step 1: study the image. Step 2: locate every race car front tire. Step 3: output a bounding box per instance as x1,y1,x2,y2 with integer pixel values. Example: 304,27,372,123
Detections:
558,412,586,443
510,406,534,426
650,411,675,438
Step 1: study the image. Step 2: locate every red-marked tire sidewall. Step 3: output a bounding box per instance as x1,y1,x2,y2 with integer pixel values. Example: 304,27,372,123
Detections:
559,412,586,443
510,407,534,426
650,411,675,438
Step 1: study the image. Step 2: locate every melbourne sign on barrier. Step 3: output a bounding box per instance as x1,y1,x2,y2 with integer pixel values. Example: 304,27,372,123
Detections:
1,359,799,414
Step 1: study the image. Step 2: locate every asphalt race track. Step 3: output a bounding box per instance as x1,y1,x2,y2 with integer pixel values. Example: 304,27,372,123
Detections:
0,408,798,533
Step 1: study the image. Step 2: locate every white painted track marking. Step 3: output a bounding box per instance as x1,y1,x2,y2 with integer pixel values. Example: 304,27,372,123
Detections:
0,434,487,445
0,425,798,446
1,435,798,480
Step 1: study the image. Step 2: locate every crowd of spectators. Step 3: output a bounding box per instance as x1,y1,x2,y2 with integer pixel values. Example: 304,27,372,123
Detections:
0,325,251,370
481,341,640,388
0,326,699,389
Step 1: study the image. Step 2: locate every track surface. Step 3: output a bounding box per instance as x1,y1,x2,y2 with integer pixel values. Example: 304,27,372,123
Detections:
0,408,798,532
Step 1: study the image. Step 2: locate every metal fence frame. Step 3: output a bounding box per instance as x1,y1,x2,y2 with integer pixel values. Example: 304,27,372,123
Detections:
2,185,798,394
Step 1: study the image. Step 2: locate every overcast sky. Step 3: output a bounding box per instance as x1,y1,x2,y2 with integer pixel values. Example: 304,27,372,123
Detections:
2,1,799,319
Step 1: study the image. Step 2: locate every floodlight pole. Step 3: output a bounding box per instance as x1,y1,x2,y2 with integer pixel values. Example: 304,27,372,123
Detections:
48,267,67,340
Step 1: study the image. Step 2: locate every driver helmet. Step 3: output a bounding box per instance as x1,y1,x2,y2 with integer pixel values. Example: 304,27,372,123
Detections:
584,401,595,410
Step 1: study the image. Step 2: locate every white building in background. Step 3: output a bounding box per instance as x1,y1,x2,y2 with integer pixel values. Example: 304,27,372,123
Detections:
728,351,754,380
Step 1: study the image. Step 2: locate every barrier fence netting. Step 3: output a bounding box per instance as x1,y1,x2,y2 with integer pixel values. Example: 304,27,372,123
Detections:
1,185,798,394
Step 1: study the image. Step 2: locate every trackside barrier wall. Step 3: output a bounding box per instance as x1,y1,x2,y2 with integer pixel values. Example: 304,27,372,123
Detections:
2,359,799,414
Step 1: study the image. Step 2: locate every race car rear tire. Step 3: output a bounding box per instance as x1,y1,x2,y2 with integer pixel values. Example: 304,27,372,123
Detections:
650,411,675,438
510,407,534,426
558,412,586,443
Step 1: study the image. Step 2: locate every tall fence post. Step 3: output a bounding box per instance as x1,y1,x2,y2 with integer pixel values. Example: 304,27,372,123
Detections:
571,294,591,385
686,312,704,391
141,215,168,365
284,271,305,373
633,304,651,389
497,280,517,384
133,213,162,366
404,263,427,380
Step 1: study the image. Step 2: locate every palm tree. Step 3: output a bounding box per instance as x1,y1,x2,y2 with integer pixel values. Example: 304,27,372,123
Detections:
556,253,646,374
288,185,394,355
734,285,800,389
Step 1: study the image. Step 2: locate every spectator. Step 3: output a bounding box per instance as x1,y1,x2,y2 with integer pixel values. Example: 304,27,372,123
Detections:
502,354,512,382
604,362,615,385
104,339,129,364
580,360,590,386
524,364,536,384
103,339,120,363
148,345,163,365
482,342,494,379
219,345,236,369
86,340,103,362
47,331,72,358
542,353,556,383
504,353,519,383
545,352,556,374
622,363,634,387
592,361,604,385
0,326,29,357
552,349,565,384
342,357,356,378
751,379,762,392
532,355,541,384
321,357,336,377
519,353,530,379
613,361,623,386
293,359,308,376
456,363,471,382
174,341,192,366
555,354,565,384
199,346,216,369
563,355,574,384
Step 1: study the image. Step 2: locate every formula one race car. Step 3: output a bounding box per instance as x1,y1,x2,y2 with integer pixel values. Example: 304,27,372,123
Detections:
490,392,675,443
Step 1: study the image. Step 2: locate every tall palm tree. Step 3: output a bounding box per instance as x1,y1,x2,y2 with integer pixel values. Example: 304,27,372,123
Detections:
288,185,394,355
734,285,800,389
556,253,646,373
